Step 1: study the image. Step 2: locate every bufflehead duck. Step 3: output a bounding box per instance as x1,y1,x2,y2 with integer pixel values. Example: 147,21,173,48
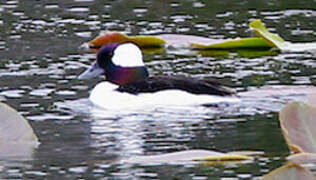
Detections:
78,43,237,109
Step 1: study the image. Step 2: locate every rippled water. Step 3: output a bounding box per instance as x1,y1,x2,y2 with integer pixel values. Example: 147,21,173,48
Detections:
0,0,315,179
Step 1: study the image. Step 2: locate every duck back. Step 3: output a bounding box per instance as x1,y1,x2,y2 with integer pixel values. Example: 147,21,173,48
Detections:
117,75,235,96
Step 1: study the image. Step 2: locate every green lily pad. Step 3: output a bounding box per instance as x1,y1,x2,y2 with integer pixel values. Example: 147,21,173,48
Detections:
128,35,166,47
85,33,273,52
250,19,316,52
191,37,271,49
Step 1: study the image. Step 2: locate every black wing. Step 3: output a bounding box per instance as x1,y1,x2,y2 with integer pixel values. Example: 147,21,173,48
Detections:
117,75,235,96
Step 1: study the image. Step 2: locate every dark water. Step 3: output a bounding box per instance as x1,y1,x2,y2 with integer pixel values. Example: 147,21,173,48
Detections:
0,0,315,179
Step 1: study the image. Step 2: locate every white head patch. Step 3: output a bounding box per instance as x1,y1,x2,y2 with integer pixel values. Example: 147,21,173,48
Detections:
112,43,144,67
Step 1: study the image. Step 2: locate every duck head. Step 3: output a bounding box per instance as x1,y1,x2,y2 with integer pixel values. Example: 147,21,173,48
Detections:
78,43,149,85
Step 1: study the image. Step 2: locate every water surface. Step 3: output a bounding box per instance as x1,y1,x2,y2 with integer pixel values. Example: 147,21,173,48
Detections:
0,0,315,179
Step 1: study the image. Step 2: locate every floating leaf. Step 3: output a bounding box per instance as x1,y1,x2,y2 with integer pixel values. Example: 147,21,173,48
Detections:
0,102,38,142
279,102,316,153
262,164,316,180
307,92,316,107
194,154,252,161
158,34,271,49
85,33,273,52
0,102,39,159
249,19,284,47
157,34,224,47
88,32,129,49
227,150,264,156
128,35,166,47
141,47,165,55
124,149,252,164
250,19,316,52
85,32,165,51
0,141,38,160
263,101,316,179
83,20,316,54
191,37,271,49
287,153,316,165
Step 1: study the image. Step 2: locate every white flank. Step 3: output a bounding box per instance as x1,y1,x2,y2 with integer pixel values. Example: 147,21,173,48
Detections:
112,43,144,67
89,82,240,110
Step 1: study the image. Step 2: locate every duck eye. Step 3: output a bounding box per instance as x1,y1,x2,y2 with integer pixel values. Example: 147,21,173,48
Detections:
109,51,114,58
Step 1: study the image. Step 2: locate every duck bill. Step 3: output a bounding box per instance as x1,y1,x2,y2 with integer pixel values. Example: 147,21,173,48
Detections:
78,62,105,80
